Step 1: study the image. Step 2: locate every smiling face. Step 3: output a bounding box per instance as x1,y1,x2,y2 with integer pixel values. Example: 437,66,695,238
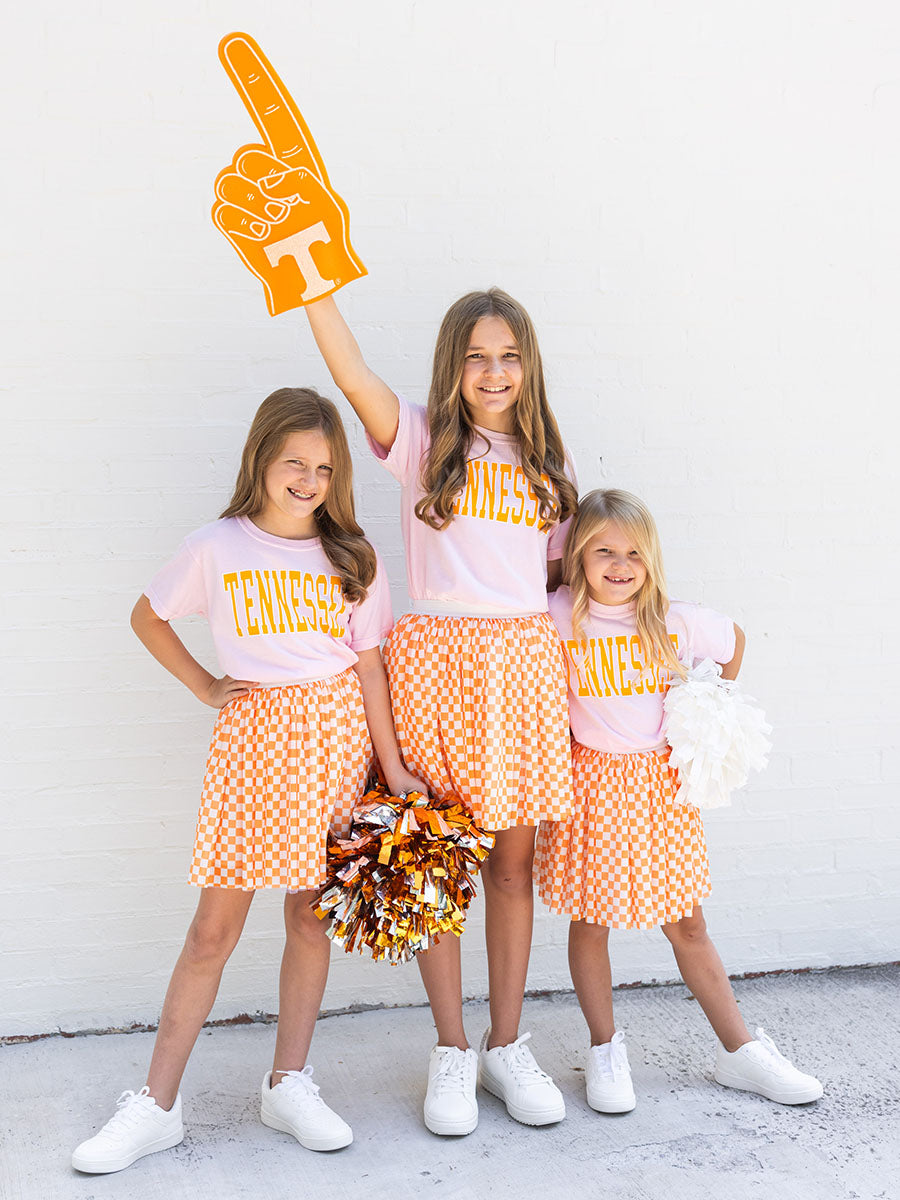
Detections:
459,315,523,432
254,428,333,539
582,520,648,606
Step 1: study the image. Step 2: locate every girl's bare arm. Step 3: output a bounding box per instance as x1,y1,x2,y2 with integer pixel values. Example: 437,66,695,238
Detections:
719,623,746,681
353,647,428,796
131,594,255,708
304,296,400,449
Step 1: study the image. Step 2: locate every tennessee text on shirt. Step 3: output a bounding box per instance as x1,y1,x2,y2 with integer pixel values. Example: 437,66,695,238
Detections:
451,461,555,526
222,569,348,638
565,632,681,697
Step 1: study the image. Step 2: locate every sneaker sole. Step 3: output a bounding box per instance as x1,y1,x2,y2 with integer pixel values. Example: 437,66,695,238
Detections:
71,1128,183,1174
713,1069,823,1105
479,1077,566,1126
260,1109,353,1151
586,1091,636,1114
423,1110,478,1136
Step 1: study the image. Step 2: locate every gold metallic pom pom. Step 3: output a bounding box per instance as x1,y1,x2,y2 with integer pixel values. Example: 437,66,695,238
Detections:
314,785,495,964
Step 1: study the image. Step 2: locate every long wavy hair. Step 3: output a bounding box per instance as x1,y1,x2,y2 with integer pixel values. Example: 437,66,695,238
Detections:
563,489,685,679
221,387,376,602
414,288,577,531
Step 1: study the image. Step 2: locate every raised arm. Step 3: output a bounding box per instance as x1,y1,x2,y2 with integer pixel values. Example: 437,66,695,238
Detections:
304,296,400,449
719,623,746,681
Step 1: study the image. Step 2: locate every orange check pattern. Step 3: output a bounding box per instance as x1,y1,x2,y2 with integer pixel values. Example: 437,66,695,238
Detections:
382,612,574,831
535,743,710,929
190,669,371,891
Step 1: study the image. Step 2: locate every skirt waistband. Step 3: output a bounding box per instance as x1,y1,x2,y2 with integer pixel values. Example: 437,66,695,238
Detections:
573,741,671,762
246,667,357,693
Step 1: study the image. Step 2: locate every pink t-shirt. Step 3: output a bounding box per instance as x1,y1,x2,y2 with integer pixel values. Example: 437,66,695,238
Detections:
367,396,573,615
145,515,394,685
549,586,736,754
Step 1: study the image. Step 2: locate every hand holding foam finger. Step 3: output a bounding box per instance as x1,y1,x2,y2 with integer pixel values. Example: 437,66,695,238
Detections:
212,32,366,315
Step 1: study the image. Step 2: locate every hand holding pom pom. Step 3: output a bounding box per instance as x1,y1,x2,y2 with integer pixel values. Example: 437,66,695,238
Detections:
314,785,495,964
663,659,772,810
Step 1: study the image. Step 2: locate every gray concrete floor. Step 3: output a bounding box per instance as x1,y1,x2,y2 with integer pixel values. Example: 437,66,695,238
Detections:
1,965,897,1200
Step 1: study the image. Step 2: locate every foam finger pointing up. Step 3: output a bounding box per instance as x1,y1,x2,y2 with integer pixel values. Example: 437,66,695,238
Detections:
218,32,328,182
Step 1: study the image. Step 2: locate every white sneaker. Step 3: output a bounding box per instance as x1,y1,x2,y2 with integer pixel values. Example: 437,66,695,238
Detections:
586,1031,636,1113
478,1031,565,1126
714,1028,823,1104
261,1068,353,1151
423,1045,479,1135
71,1087,183,1174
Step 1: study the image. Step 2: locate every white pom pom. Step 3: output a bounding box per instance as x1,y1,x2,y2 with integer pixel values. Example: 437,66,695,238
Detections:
663,658,772,810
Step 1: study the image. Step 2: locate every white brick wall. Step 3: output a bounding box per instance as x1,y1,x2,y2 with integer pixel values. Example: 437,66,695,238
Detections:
2,0,898,1036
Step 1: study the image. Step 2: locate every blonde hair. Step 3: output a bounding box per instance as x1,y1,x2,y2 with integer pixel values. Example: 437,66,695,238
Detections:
414,288,577,530
221,387,376,602
563,489,685,679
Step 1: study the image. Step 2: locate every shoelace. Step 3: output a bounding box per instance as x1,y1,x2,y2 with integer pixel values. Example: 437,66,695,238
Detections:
432,1049,472,1094
276,1065,326,1107
753,1028,793,1068
596,1035,630,1081
500,1033,551,1084
103,1086,156,1131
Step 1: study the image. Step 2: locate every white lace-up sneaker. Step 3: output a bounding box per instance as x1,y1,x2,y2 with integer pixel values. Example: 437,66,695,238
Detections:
71,1087,183,1174
586,1031,636,1113
714,1028,823,1104
478,1031,566,1126
261,1067,353,1150
423,1045,479,1135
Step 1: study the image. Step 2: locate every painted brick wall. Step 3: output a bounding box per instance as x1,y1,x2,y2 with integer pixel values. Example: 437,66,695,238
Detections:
3,0,898,1036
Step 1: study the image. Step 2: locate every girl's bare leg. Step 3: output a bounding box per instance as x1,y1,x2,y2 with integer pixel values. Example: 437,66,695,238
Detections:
270,891,333,1079
146,888,255,1109
416,928,468,1049
481,825,537,1048
661,906,751,1052
567,919,616,1045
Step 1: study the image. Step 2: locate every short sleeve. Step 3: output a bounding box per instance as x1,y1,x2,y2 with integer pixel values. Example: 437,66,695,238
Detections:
365,395,429,485
144,538,207,621
547,445,578,561
346,555,395,652
547,515,571,561
688,606,736,666
547,586,573,637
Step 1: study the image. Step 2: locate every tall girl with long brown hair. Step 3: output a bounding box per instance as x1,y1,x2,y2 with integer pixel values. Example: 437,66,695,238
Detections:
304,289,578,1135
72,388,423,1174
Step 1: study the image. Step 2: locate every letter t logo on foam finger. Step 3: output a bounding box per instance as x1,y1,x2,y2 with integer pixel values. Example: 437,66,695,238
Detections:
212,32,366,315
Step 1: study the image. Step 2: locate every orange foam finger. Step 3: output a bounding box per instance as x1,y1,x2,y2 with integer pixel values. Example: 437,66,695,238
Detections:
214,32,366,314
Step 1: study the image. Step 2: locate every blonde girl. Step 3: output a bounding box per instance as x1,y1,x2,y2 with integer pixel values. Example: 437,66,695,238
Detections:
72,388,422,1174
303,289,578,1135
536,489,822,1111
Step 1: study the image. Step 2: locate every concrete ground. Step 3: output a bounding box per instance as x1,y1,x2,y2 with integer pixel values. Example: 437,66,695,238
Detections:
1,965,896,1200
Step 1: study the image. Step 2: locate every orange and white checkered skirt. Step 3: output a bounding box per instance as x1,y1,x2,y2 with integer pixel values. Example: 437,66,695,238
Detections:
535,743,710,929
382,612,574,832
189,669,371,891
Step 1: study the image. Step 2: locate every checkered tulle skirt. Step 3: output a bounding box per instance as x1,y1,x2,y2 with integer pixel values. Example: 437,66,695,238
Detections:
382,612,574,831
535,743,711,928
189,669,371,891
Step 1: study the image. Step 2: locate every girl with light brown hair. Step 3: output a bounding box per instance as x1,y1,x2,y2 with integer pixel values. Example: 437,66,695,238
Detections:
72,387,422,1173
304,288,577,1136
